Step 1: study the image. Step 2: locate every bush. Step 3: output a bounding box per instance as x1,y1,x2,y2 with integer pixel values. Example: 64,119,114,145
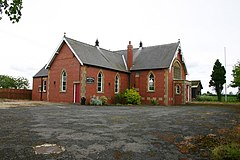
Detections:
212,143,240,160
90,96,102,106
151,99,158,105
195,95,218,101
100,96,108,105
123,88,141,105
115,93,125,104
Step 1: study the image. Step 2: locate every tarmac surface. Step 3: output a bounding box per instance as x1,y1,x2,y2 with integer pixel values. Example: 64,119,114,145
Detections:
0,104,239,160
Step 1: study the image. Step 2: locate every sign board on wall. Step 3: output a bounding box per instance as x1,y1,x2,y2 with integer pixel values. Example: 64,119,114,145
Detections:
86,77,94,84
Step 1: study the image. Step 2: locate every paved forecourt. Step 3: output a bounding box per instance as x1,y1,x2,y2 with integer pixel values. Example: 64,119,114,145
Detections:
0,104,239,159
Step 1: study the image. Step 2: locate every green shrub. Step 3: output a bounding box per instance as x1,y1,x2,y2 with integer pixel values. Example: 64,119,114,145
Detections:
123,88,141,105
196,95,218,101
151,99,158,105
115,92,125,104
227,95,239,102
212,143,240,160
100,96,108,105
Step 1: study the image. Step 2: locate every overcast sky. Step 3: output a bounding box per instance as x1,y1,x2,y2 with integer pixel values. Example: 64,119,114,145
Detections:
0,0,239,94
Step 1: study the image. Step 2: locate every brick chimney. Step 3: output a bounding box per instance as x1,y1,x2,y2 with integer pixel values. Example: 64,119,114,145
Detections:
127,41,133,70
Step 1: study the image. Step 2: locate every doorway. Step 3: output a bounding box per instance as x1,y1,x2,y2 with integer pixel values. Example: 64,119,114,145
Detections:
73,83,80,103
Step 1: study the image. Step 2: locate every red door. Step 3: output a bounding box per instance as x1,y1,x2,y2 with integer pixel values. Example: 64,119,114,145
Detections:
74,83,80,103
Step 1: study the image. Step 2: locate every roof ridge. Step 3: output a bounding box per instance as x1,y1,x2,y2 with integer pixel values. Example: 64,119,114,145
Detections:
65,36,97,49
114,41,179,52
64,36,127,72
65,36,118,55
143,42,179,49
65,37,179,53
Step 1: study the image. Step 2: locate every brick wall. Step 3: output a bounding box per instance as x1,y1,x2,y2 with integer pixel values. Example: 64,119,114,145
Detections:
32,40,190,105
48,42,81,103
173,82,184,105
131,69,166,105
32,77,47,101
0,88,32,100
84,66,129,104
39,42,130,104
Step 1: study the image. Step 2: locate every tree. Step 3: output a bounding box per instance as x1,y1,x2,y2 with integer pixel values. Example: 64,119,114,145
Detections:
230,61,240,101
209,59,226,101
231,61,240,88
14,76,29,89
0,75,16,88
0,75,29,89
0,0,23,23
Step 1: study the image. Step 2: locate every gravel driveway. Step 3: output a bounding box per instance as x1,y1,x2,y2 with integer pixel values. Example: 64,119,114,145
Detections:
0,103,239,160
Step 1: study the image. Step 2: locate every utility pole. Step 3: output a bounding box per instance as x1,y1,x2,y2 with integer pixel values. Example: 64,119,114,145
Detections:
224,47,227,102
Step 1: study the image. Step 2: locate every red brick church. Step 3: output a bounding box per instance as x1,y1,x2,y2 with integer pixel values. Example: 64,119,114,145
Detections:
32,35,191,105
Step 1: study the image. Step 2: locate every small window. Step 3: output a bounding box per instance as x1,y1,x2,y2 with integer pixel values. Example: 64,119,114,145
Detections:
115,74,120,93
43,80,47,92
176,85,181,94
61,71,67,92
38,85,41,92
148,73,155,91
97,72,103,92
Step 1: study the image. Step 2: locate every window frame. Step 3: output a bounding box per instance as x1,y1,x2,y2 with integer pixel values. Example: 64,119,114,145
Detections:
148,72,155,92
176,85,181,94
173,61,182,80
61,70,67,92
38,85,42,92
97,71,104,93
43,80,47,92
114,74,120,93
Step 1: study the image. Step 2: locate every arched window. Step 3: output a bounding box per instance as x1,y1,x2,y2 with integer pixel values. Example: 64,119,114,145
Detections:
115,74,120,93
174,61,182,79
61,71,67,92
176,85,181,94
97,72,103,92
148,73,155,91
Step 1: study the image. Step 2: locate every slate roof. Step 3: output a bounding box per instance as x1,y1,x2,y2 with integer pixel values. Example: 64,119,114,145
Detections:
114,42,180,70
64,37,127,72
191,80,203,89
35,36,183,78
33,65,48,78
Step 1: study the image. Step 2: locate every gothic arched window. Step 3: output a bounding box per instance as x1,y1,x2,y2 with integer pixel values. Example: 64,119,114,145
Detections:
97,71,103,92
148,73,155,91
174,61,182,79
61,70,67,92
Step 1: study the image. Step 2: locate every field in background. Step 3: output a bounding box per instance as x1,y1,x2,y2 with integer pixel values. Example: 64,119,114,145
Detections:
195,95,239,103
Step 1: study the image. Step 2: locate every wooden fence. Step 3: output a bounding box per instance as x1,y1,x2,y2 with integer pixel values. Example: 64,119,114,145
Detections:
0,88,32,100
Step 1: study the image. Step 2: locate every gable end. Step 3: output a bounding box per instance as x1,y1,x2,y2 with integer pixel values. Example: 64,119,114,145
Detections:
46,37,83,69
